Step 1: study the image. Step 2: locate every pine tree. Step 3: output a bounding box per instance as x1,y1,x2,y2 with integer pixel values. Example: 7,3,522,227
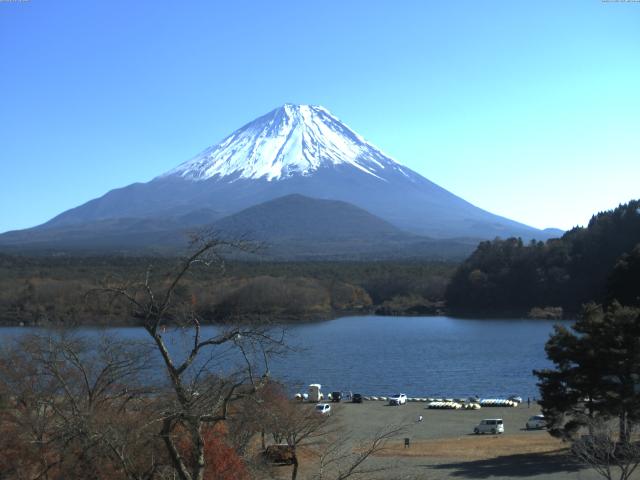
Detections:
535,303,640,442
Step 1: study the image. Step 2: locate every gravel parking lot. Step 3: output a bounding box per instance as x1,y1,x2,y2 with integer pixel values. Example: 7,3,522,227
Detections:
282,400,604,480
333,400,543,441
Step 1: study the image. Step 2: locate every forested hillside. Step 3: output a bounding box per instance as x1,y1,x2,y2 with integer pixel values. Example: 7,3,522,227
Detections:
0,255,454,326
445,200,640,315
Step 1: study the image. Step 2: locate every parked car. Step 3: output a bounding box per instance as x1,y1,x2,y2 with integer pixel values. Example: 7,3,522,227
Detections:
389,394,407,406
263,444,294,464
352,393,363,403
331,391,342,403
526,415,546,430
508,395,523,404
474,418,504,434
315,403,332,415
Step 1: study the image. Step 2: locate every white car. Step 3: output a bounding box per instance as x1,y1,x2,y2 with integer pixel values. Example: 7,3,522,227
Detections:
474,418,504,434
315,403,331,415
526,415,546,430
388,394,407,406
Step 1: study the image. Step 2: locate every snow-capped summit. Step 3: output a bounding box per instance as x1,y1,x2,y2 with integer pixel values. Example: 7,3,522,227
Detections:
161,104,410,182
0,103,560,251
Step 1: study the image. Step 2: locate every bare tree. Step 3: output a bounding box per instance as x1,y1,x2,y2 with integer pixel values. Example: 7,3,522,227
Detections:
571,419,640,480
313,424,406,480
226,380,287,457
91,233,285,480
263,400,330,480
0,333,165,480
256,394,407,480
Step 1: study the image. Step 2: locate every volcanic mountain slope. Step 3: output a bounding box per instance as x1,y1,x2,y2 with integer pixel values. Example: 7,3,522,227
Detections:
0,104,559,254
211,194,478,259
0,194,478,259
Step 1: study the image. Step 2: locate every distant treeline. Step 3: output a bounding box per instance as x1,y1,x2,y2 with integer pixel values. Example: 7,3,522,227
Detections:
0,255,455,326
445,199,640,316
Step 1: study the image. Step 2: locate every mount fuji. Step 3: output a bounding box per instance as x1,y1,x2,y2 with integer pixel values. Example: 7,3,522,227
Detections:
0,104,560,256
161,104,414,183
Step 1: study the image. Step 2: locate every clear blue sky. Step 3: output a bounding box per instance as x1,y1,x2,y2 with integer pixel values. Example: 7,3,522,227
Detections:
1,0,638,233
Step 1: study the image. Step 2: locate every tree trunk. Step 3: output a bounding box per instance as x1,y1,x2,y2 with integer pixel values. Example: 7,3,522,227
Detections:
193,423,206,480
161,419,193,480
291,452,299,480
619,410,630,444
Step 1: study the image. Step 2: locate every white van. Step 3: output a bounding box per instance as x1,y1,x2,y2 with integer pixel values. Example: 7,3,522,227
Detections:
474,418,504,434
308,384,324,402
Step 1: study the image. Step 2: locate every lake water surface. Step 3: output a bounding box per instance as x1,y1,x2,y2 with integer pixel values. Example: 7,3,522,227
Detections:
0,315,569,400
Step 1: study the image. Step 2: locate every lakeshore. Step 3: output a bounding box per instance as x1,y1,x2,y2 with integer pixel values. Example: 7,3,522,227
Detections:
0,315,568,400
281,401,600,480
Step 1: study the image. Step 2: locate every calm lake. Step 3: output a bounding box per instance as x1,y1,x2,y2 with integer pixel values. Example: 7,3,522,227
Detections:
0,315,569,400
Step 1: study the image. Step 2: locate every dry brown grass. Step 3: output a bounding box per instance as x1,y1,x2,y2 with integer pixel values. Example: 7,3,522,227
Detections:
375,434,567,461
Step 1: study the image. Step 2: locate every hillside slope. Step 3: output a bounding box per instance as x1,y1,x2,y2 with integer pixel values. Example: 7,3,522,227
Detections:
445,199,640,314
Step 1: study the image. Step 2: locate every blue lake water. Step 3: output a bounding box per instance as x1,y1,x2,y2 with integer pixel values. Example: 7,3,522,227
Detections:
0,315,569,400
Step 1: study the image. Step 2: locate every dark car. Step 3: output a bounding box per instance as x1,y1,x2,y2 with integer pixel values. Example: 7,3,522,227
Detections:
331,391,342,402
352,393,363,403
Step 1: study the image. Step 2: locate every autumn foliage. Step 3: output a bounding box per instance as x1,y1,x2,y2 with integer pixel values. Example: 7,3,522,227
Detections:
176,424,249,480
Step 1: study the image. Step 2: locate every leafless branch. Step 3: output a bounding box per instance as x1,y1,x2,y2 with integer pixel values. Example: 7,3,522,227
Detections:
571,419,640,480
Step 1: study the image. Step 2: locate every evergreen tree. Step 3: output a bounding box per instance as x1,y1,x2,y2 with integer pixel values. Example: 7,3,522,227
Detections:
535,303,640,443
608,244,640,307
446,199,640,314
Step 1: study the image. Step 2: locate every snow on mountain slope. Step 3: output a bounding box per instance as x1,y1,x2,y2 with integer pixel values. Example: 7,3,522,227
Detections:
161,104,412,182
0,103,561,248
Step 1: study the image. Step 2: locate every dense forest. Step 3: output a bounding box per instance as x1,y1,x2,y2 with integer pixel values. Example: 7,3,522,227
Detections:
0,255,455,326
446,199,640,316
4,200,638,325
